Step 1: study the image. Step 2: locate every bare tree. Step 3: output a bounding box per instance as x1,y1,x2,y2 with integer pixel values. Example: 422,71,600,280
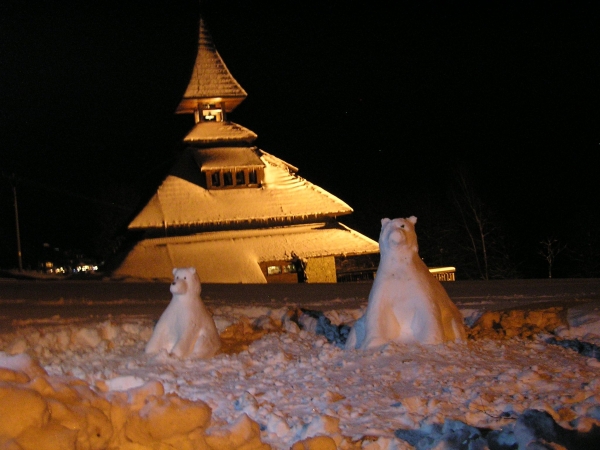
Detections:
448,167,517,280
450,168,493,280
539,237,566,279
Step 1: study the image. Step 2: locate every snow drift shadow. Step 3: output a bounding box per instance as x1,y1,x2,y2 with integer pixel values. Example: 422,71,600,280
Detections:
546,337,600,361
395,408,600,450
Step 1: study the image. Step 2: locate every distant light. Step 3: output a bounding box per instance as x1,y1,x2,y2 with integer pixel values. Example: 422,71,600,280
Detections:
74,264,97,273
428,267,456,274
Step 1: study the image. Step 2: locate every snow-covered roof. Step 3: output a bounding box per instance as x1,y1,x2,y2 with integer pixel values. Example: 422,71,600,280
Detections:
183,121,257,144
129,149,351,229
194,147,264,170
120,15,377,284
176,18,247,114
113,222,379,283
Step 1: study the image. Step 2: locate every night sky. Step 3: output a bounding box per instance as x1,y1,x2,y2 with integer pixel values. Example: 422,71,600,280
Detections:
1,1,598,276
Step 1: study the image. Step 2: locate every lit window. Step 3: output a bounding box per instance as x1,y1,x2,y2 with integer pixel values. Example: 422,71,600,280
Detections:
282,264,295,273
201,104,223,122
267,265,282,275
205,168,262,189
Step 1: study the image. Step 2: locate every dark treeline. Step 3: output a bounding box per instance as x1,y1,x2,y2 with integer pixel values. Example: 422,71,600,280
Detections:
408,177,599,281
342,165,600,281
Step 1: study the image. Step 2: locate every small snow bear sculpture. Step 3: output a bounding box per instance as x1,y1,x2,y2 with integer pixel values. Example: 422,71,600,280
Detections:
145,267,221,358
345,216,466,350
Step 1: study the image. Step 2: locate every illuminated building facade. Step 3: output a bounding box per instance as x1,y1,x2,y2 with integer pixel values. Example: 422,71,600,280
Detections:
112,18,379,283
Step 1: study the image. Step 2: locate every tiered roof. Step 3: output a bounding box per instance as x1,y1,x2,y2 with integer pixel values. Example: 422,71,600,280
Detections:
183,121,257,144
128,149,353,229
113,17,378,282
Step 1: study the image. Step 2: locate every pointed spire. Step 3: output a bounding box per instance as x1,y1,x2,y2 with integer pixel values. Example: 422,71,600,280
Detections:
176,18,247,116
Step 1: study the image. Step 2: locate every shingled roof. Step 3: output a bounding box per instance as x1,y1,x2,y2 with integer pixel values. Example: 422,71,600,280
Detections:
183,121,257,144
175,18,247,115
128,149,353,230
115,222,378,283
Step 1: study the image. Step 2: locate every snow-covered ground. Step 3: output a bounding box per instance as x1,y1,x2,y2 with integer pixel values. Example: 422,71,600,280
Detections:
1,279,600,449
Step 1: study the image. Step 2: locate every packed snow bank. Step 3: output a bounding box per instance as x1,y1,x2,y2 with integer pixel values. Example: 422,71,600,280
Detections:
1,301,600,449
0,351,267,449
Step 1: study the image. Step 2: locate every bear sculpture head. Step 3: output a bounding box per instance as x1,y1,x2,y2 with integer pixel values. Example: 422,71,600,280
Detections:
379,216,419,259
170,267,201,297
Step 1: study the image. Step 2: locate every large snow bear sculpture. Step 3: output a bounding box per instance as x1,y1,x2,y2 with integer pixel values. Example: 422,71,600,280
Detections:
345,216,466,350
145,267,221,358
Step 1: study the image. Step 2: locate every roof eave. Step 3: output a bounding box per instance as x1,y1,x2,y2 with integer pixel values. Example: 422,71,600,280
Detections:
128,211,354,231
176,96,246,115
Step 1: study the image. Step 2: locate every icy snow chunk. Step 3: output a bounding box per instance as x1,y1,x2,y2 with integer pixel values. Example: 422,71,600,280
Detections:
266,413,291,437
124,393,212,441
0,352,47,379
6,337,28,355
234,391,259,415
105,375,146,392
0,383,50,438
205,413,270,449
71,327,102,348
295,414,342,445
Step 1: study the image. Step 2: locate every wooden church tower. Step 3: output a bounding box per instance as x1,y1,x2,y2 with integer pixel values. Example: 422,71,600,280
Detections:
112,18,379,283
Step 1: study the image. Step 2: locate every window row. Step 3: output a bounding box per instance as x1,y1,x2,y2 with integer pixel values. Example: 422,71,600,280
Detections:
204,168,262,189
267,263,297,275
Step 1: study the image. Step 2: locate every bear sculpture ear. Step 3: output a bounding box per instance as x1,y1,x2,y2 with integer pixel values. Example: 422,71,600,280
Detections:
189,267,196,274
172,268,178,275
381,218,391,227
408,216,417,225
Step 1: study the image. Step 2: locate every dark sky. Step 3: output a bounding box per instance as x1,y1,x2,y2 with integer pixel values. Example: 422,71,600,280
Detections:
1,0,598,272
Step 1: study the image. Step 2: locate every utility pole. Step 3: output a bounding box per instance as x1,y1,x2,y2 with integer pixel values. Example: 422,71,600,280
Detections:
10,175,23,272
